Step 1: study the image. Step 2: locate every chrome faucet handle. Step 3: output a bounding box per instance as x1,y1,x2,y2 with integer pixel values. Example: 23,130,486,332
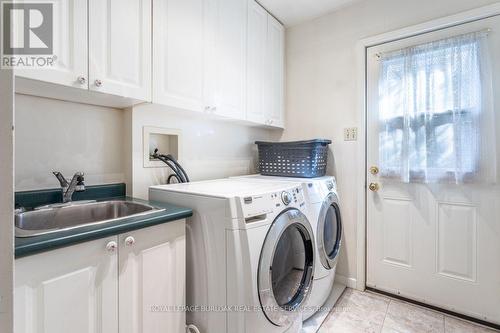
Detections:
74,172,85,192
53,171,86,202
53,171,69,187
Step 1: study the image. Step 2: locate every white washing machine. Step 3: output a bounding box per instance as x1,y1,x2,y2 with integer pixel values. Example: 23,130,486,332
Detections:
149,179,316,333
231,175,344,320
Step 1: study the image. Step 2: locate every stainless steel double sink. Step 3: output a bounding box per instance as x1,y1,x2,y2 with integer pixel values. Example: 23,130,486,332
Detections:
15,200,165,237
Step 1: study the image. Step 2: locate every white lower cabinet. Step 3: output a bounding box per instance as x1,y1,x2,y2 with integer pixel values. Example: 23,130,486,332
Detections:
119,220,186,333
14,220,186,333
14,236,118,333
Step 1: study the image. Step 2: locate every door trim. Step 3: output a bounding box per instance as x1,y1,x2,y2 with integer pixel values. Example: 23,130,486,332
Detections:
354,2,500,291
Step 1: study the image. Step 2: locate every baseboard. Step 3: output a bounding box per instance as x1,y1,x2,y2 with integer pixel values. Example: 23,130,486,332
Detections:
335,274,357,289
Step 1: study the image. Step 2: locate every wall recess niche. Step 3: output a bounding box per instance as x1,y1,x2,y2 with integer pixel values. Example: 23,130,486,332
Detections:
143,126,182,168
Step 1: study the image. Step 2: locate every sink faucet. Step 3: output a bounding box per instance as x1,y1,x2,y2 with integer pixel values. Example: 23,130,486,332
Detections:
53,171,86,203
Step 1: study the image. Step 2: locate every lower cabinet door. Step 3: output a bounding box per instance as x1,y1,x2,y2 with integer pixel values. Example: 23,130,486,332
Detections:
118,220,186,333
14,236,119,333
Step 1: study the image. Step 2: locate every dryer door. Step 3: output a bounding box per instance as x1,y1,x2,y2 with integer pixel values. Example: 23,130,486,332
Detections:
318,192,343,269
258,208,314,327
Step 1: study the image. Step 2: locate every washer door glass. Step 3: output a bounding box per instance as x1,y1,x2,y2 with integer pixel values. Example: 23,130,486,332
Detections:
324,203,341,260
258,209,314,327
318,194,343,269
272,224,308,307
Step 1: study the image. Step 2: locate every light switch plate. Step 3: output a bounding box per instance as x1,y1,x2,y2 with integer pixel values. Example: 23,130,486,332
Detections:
344,127,358,141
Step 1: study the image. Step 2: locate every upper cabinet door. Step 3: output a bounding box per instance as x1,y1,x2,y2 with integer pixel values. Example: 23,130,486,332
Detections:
14,0,88,89
246,1,267,124
266,16,285,127
89,0,151,101
153,0,206,112
209,0,247,119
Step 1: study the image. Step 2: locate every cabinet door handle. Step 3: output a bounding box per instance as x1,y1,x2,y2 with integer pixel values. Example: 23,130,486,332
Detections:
124,236,136,246
94,79,103,87
106,241,118,252
77,76,86,84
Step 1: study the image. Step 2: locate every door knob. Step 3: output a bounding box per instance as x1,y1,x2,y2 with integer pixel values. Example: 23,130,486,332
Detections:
369,182,380,192
369,166,379,175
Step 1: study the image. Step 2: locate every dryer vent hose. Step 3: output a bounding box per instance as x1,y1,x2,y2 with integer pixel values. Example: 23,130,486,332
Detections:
151,148,190,184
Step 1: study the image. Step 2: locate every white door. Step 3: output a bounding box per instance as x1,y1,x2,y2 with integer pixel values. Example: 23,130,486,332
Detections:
246,0,267,124
119,221,186,333
152,0,207,112
14,0,88,89
14,237,118,333
367,16,500,324
208,0,247,119
265,15,285,128
89,0,151,100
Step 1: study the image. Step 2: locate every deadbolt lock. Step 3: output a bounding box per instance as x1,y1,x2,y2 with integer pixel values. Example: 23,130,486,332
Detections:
369,166,379,175
369,182,380,192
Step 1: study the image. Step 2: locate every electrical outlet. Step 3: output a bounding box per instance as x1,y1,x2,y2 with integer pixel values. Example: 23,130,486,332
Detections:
344,127,358,141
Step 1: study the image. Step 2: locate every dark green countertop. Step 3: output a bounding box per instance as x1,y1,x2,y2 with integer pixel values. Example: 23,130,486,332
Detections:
15,196,192,258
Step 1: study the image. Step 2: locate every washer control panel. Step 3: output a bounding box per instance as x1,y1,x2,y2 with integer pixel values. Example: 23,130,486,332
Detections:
240,186,305,220
281,191,293,205
326,180,335,191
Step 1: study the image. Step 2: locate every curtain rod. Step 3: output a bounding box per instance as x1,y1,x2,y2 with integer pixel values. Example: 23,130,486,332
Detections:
374,28,492,60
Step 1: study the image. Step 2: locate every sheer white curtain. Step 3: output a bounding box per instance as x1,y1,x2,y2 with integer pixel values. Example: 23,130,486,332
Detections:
378,31,496,184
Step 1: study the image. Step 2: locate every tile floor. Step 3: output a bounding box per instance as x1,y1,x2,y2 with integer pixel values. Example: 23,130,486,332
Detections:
318,288,500,333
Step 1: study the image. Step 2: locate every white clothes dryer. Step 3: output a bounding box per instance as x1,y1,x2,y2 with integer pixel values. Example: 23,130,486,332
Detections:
150,179,315,333
231,175,343,320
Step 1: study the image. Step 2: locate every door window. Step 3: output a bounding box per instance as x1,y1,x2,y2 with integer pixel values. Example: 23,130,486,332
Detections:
378,31,496,184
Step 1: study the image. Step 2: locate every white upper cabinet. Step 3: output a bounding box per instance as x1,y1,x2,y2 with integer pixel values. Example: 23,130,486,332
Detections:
265,15,285,128
89,0,152,100
13,0,284,124
153,0,206,112
245,1,285,128
208,0,247,119
14,0,88,89
15,237,119,333
246,0,268,124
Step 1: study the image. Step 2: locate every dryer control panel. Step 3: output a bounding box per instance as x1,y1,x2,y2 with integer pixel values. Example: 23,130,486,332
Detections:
239,186,306,220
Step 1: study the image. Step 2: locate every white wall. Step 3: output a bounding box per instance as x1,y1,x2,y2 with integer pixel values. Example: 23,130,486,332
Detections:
284,0,500,283
127,104,281,199
0,69,14,333
15,96,278,199
15,94,126,191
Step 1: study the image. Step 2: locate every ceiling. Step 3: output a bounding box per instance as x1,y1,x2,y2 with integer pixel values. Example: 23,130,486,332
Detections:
258,0,362,27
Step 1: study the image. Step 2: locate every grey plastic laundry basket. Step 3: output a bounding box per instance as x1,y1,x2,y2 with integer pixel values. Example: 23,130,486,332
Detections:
255,139,332,178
